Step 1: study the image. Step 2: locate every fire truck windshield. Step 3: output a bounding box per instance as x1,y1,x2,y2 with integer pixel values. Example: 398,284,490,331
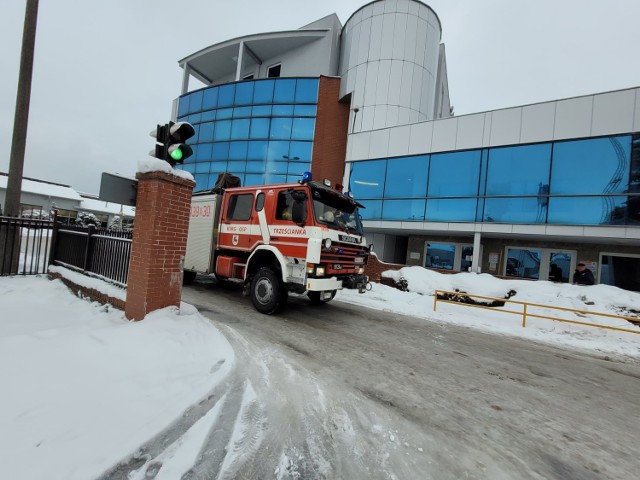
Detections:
310,186,364,236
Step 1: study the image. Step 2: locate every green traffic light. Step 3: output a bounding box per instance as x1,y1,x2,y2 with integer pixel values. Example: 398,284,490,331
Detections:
170,148,183,161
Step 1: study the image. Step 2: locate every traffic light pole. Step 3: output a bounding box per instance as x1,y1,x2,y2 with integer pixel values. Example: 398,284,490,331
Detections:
5,0,40,217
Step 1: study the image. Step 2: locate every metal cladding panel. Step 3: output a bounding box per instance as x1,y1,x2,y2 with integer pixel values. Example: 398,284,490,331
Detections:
489,107,522,146
591,89,636,136
184,194,218,273
520,102,556,144
553,95,593,140
455,114,485,150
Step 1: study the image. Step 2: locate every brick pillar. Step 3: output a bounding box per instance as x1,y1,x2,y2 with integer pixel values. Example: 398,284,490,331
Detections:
311,76,350,186
125,171,195,321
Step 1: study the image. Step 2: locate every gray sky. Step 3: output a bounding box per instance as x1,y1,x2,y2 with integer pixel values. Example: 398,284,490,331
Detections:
1,0,639,194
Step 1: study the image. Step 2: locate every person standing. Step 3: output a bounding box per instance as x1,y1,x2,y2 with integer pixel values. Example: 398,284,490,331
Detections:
573,262,595,285
549,263,564,282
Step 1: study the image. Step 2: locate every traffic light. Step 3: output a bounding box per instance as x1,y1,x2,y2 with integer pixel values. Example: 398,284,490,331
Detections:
149,121,195,166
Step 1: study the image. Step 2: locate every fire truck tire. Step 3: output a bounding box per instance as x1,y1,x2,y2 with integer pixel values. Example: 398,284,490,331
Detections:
250,267,286,314
307,290,337,304
183,270,197,285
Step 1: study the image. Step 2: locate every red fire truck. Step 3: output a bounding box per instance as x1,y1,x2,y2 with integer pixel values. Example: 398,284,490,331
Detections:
183,172,370,314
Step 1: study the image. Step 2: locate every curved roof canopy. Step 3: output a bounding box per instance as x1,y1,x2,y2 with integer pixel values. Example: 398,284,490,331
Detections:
178,29,330,85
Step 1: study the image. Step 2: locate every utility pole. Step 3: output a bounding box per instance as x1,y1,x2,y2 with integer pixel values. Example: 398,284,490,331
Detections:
5,0,40,217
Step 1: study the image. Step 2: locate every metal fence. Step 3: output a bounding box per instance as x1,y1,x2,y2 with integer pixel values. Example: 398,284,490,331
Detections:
0,216,54,276
51,224,133,287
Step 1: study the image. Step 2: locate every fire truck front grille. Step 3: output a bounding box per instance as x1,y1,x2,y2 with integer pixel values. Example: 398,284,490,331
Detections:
320,243,369,276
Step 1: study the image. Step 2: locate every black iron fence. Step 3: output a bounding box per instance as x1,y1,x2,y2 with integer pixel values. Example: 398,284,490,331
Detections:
51,224,133,286
0,216,54,276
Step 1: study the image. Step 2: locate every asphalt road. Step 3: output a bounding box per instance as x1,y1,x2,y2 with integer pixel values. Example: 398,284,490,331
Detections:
114,278,640,480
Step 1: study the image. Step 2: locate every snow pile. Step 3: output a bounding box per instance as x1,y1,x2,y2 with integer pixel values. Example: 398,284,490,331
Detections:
0,275,234,480
137,158,195,182
338,266,640,357
49,264,127,300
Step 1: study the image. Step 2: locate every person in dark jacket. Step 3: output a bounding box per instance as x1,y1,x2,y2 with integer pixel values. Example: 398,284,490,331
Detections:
548,263,564,282
573,263,595,285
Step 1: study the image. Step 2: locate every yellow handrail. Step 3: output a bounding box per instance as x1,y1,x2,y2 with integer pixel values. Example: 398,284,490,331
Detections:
433,289,640,335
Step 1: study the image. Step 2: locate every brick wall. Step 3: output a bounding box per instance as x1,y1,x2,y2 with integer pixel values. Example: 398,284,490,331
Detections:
311,76,350,186
125,171,195,321
49,272,126,310
365,252,406,283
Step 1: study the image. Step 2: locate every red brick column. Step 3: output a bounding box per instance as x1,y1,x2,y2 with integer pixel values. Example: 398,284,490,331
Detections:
125,171,195,321
311,76,350,186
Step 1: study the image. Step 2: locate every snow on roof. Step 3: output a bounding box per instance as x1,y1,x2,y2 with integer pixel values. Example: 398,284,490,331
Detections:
79,197,135,217
0,174,82,201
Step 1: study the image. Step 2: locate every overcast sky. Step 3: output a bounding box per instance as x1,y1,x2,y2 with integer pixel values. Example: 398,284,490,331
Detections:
1,0,639,194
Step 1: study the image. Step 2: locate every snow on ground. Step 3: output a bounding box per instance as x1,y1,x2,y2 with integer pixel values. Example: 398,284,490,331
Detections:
337,266,640,358
0,274,234,480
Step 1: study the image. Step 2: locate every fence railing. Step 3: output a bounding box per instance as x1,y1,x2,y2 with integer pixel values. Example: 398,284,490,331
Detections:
0,216,54,276
433,289,640,335
51,224,133,287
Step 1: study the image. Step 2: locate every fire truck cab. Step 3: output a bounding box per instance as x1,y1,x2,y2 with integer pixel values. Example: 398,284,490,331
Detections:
184,173,370,314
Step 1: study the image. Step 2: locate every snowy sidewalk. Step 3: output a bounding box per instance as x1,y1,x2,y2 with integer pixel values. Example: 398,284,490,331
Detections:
0,275,234,480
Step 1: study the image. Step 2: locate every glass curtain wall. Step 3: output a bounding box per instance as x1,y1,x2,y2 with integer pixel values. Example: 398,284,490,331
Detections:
176,78,319,191
349,133,640,226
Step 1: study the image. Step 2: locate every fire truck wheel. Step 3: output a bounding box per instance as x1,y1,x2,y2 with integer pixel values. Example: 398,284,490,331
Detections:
251,267,285,314
307,290,337,304
183,270,197,285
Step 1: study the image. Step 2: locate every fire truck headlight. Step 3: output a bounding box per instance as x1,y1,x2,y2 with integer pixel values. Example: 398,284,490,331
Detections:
323,238,332,250
358,267,365,274
307,266,314,275
316,266,325,277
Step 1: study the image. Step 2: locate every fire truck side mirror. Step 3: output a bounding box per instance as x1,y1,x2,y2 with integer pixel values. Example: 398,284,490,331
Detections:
291,191,308,225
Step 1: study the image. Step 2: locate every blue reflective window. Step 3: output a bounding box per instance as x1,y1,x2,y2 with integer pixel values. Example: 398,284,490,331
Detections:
194,162,210,174
218,84,235,107
274,79,296,103
483,197,547,224
180,163,196,174
385,155,428,198
194,174,209,191
289,141,312,161
266,173,288,184
358,200,383,219
294,105,317,117
270,118,293,140
287,162,311,176
295,79,319,103
250,118,270,138
189,145,198,161
233,106,252,118
248,141,268,160
254,80,275,104
201,110,216,121
208,172,222,187
245,173,265,186
486,144,551,195
191,123,200,141
202,87,218,110
349,160,386,198
229,141,248,161
272,105,295,116
210,161,228,174
189,90,203,113
267,141,290,161
426,199,477,222
178,95,189,117
195,143,212,161
287,174,303,183
291,118,315,140
214,120,231,141
212,142,230,161
548,196,628,225
265,161,288,175
252,105,272,117
426,243,456,270
234,82,254,105
428,150,481,197
506,248,541,279
188,113,201,124
382,199,426,220
216,108,233,120
231,119,250,140
198,122,214,142
227,161,246,173
246,161,263,173
551,136,631,195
